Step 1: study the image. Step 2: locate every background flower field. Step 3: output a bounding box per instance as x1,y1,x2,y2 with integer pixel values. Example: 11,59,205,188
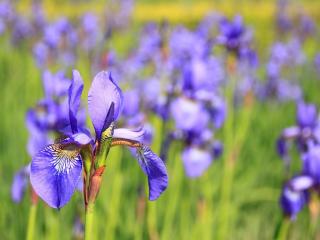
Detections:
1,0,320,239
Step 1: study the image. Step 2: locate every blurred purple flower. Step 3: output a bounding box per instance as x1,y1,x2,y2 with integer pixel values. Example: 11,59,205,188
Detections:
298,15,315,39
275,0,292,33
11,165,30,203
182,147,212,178
302,144,320,182
11,17,33,44
170,97,209,133
296,101,317,129
217,15,249,53
81,13,99,51
42,70,70,98
122,89,140,117
33,42,49,68
280,178,310,220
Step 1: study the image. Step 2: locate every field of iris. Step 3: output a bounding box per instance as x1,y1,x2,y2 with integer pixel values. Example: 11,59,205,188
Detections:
1,0,320,239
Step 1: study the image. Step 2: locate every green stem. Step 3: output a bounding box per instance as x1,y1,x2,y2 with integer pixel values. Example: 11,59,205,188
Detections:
276,218,290,240
217,81,234,239
217,155,235,240
85,203,95,240
161,144,182,240
26,204,37,240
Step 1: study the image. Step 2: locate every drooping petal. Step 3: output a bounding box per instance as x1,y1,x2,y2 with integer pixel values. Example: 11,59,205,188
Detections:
68,70,84,133
136,146,168,201
11,165,30,203
88,71,123,140
113,128,145,143
30,143,82,208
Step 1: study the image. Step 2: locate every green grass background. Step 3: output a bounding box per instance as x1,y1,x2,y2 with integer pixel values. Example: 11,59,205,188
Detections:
1,0,320,239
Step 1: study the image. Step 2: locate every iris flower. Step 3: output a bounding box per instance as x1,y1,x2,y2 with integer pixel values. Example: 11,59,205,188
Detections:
280,175,312,220
277,101,320,161
30,70,168,208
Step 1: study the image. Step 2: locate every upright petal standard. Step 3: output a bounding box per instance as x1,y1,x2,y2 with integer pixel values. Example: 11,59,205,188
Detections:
88,71,123,140
68,70,84,133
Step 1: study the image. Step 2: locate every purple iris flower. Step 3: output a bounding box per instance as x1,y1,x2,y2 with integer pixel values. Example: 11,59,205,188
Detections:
302,144,320,182
44,25,61,49
196,12,222,38
170,97,209,133
169,26,207,61
143,78,161,108
209,96,226,129
182,57,224,95
11,70,72,203
277,137,289,162
81,13,99,51
218,15,248,52
26,109,52,156
182,147,212,178
135,23,162,63
277,80,302,102
277,102,319,159
42,70,71,98
280,176,312,220
11,165,30,203
33,42,49,68
270,42,289,65
275,0,292,33
31,2,46,30
298,15,315,39
0,0,14,21
266,60,280,80
296,101,317,129
212,140,223,158
262,39,305,102
278,101,320,220
238,47,259,68
11,17,34,44
55,17,72,34
82,13,98,34
30,70,168,208
122,89,140,118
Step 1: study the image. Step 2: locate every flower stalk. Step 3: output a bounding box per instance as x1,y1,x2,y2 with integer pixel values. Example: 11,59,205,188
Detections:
26,204,37,240
26,189,38,240
85,202,95,240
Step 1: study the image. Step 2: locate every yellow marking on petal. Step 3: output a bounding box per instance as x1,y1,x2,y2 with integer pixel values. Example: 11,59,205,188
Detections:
48,144,81,174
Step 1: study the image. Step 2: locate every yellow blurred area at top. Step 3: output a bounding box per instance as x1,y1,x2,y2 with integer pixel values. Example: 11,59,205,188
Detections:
16,0,320,22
